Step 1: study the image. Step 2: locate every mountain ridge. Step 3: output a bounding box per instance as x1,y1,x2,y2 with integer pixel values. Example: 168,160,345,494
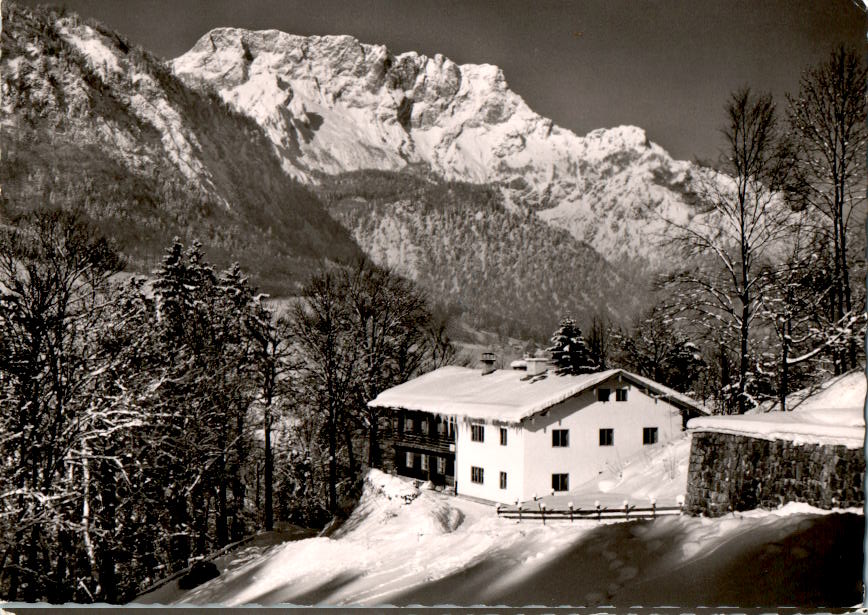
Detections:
0,3,719,339
0,3,363,294
319,170,638,339
171,27,713,268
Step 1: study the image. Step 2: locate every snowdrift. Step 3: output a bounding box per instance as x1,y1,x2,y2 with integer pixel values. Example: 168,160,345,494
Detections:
331,469,464,540
137,469,483,606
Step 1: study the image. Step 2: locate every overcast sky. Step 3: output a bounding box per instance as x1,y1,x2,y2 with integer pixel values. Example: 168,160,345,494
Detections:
22,0,866,162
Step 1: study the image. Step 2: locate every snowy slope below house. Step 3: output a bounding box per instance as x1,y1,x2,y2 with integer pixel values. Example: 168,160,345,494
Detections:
135,467,863,607
568,433,692,508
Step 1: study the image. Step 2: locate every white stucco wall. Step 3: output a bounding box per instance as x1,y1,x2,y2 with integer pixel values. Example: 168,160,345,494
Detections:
518,375,683,501
455,420,525,504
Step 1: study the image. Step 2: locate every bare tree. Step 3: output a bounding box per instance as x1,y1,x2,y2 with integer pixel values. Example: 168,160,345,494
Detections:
757,214,831,411
344,260,449,467
787,46,867,372
290,272,358,514
0,209,122,601
665,88,792,413
586,313,612,371
247,306,294,532
614,303,705,394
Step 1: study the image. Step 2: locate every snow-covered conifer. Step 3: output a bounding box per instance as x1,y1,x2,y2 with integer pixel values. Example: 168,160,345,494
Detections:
547,317,598,375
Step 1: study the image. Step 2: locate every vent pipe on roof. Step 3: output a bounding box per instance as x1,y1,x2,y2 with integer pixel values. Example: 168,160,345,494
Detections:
481,352,497,375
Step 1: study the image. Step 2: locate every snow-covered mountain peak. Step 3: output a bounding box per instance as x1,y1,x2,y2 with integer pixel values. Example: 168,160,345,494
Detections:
583,125,650,156
172,27,714,267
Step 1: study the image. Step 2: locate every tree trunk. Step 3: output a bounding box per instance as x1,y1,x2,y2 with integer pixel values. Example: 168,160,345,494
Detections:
97,460,117,603
216,455,229,547
368,418,381,468
169,492,190,573
231,414,246,542
838,210,855,367
345,424,356,482
52,529,73,603
832,210,844,374
7,546,20,601
719,342,731,414
780,316,790,413
264,411,273,532
80,443,97,589
738,179,750,415
192,486,209,557
738,294,750,414
24,524,41,601
328,405,337,514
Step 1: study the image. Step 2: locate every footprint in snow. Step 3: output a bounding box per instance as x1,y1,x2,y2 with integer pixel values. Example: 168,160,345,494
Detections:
585,591,605,605
617,566,638,582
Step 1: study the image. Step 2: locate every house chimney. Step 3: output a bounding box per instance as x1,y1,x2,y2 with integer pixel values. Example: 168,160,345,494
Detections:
525,357,549,376
480,352,497,375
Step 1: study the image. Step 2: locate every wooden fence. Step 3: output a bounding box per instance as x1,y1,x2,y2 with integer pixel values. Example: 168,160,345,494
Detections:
496,502,684,523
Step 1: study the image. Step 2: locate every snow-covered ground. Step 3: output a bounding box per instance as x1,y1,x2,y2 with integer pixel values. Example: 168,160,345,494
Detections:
137,470,589,605
531,433,692,510
136,458,863,607
689,370,866,448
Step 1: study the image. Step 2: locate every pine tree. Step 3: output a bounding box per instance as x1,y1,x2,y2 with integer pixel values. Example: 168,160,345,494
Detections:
547,317,598,375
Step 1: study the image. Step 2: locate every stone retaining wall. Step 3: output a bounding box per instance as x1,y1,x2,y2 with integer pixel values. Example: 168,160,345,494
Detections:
686,431,865,517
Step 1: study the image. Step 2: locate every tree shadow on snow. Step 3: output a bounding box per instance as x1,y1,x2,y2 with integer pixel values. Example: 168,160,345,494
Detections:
247,570,364,605
392,514,864,608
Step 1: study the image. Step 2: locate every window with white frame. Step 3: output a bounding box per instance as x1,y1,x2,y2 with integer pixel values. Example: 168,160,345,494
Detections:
499,471,507,489
471,466,484,484
643,427,658,445
599,428,614,446
421,453,429,471
500,427,508,446
405,451,414,467
616,388,628,402
471,423,485,442
436,456,446,474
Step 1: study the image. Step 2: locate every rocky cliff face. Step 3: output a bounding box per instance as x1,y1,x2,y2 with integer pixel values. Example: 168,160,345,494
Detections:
172,28,712,268
0,4,361,292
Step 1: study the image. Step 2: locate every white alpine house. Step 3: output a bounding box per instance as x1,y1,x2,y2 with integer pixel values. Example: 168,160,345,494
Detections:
369,358,709,505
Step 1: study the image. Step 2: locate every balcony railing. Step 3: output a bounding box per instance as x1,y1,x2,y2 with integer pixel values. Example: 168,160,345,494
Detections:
387,431,455,454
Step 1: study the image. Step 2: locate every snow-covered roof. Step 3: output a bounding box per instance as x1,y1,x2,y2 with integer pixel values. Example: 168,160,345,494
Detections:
688,371,866,449
368,366,709,423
